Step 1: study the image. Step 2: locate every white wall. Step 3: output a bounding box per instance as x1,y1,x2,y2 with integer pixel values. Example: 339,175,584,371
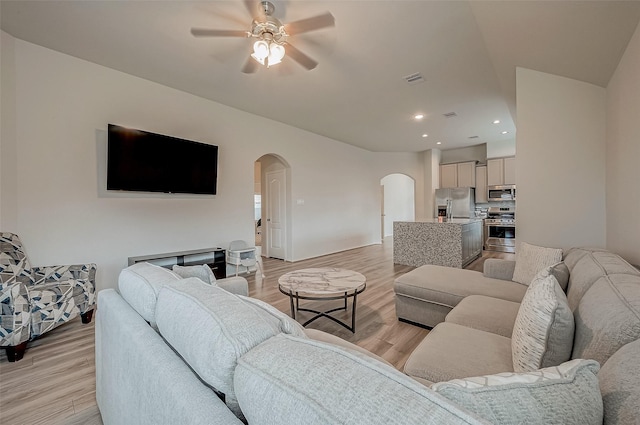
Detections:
371,152,424,220
1,35,422,290
1,31,18,231
606,21,640,266
381,174,415,237
440,144,486,164
422,149,441,220
516,68,606,251
486,139,516,159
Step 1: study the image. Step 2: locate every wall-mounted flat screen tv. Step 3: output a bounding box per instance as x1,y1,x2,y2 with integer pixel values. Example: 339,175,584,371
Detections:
107,124,218,195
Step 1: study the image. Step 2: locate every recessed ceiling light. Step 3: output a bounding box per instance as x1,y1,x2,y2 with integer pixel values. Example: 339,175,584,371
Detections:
436,142,442,145
422,134,428,138
501,131,508,134
414,113,425,121
493,120,500,124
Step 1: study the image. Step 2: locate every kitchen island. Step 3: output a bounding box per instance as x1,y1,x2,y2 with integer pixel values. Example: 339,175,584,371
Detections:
393,219,483,268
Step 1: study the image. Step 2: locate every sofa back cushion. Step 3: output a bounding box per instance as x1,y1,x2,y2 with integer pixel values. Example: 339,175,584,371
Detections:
549,262,570,292
599,339,640,425
155,279,306,417
564,248,640,311
118,262,181,326
512,268,574,372
572,273,640,366
234,334,488,425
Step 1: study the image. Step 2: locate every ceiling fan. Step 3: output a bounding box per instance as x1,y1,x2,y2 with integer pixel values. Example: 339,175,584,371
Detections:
191,0,335,73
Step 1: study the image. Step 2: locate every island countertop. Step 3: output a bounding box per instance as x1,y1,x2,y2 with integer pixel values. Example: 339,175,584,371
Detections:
412,218,483,225
393,220,483,268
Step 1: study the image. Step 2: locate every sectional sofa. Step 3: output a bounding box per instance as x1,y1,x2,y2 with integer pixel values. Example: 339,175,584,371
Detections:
95,247,639,424
395,245,640,423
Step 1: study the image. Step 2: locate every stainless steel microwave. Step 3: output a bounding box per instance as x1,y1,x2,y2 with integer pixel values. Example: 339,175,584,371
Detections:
488,185,516,202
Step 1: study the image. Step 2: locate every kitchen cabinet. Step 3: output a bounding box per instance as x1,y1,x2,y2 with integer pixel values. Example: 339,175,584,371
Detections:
503,157,516,185
439,161,476,188
461,220,483,267
487,157,516,186
475,166,487,203
440,164,458,189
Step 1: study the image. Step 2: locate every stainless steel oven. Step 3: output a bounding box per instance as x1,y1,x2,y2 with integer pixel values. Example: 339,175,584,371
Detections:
484,207,516,253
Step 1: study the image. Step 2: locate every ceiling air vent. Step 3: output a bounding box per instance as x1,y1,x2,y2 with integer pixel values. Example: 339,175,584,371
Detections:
443,112,457,118
403,72,425,85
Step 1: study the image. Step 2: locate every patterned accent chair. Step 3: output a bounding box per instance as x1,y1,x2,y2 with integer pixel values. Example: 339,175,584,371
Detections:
0,232,96,361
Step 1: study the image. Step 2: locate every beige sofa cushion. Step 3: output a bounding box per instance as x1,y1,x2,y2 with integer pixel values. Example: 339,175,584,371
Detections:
432,359,602,425
512,269,574,372
235,334,488,425
599,339,640,425
564,248,639,311
572,273,640,365
445,295,521,338
395,265,527,308
512,242,563,285
404,323,513,383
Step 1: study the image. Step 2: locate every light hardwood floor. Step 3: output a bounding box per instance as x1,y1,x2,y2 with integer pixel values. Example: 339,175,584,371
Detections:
0,240,513,425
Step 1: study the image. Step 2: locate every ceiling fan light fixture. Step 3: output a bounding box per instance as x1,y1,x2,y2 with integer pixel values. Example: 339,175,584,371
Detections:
252,40,269,62
251,39,285,67
270,43,285,61
190,0,334,73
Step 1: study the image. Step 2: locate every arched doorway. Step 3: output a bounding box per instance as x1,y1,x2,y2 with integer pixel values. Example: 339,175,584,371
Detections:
380,174,415,239
255,154,291,260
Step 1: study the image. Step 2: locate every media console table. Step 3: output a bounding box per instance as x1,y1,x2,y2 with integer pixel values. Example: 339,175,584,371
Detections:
128,247,227,279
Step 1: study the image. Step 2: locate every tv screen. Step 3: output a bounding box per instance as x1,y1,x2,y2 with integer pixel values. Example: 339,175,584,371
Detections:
107,124,218,195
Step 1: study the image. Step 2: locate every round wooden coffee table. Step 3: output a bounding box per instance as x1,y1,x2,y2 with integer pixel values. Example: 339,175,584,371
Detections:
278,268,366,333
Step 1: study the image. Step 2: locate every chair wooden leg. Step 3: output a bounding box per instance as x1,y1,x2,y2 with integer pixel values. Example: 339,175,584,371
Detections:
6,341,28,362
81,310,94,324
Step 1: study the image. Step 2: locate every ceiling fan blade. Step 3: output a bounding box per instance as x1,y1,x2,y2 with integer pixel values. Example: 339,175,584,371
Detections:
284,12,335,36
241,57,260,74
285,43,318,71
244,0,265,20
191,28,248,37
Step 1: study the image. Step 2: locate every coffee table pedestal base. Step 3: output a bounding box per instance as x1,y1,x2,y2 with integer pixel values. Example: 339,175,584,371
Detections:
281,286,365,333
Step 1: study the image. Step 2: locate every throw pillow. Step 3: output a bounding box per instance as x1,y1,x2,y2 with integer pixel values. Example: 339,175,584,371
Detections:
172,264,216,285
512,242,563,285
432,359,602,425
512,267,575,372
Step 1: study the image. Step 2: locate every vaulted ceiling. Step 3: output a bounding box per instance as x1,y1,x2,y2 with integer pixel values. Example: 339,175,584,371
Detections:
2,1,639,152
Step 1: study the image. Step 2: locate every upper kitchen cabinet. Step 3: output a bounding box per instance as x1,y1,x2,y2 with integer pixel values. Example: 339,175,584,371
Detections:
439,161,476,188
487,157,516,186
503,157,516,185
440,164,458,188
475,166,487,203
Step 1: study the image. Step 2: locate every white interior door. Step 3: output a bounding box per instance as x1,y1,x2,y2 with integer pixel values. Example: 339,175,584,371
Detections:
265,169,286,259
